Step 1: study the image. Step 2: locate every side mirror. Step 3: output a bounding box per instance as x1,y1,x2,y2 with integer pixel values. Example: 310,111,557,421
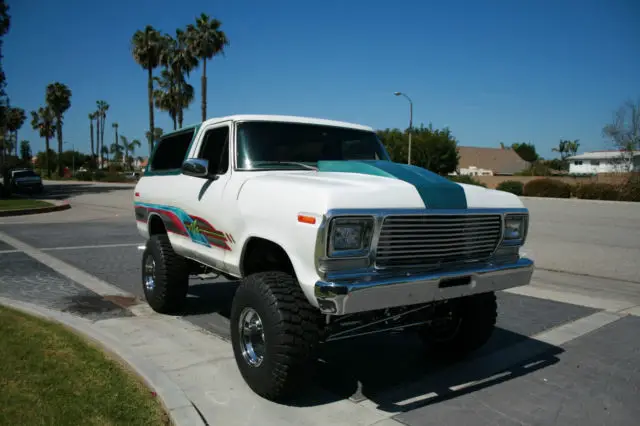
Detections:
182,158,210,178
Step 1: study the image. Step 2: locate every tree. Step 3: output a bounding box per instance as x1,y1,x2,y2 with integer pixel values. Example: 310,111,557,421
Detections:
120,135,142,170
19,139,31,162
145,127,163,150
96,100,109,167
46,82,72,176
30,107,56,178
552,139,580,161
153,69,194,130
511,142,538,163
155,30,197,129
132,25,163,153
112,121,119,162
186,13,229,122
88,112,96,159
603,98,640,172
6,106,25,157
377,124,460,175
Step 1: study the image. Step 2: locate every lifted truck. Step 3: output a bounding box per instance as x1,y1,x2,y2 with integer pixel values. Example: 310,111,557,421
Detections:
133,114,534,402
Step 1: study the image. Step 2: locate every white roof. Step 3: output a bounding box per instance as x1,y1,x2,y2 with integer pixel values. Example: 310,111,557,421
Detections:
201,114,375,132
567,151,640,160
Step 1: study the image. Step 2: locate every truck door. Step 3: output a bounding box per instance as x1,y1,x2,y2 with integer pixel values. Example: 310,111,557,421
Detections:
180,121,235,271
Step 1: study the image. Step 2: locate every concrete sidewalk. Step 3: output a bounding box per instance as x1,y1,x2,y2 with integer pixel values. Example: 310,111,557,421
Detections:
0,297,393,426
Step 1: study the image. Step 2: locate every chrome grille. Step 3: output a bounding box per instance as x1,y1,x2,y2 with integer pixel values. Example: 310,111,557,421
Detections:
375,214,502,268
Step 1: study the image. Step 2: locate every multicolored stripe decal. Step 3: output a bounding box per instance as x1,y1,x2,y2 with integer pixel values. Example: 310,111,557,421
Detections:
134,202,233,251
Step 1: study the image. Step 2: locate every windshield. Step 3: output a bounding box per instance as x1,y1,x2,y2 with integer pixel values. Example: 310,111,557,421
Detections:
235,121,391,170
14,170,38,178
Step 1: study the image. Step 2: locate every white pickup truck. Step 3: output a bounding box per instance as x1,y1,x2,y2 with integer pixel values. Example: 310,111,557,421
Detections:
133,114,534,401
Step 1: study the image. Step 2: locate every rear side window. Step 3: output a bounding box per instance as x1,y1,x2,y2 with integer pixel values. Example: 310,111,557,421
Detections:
149,129,195,171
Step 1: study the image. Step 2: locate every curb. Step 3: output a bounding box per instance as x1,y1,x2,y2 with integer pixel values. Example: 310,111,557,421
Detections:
0,297,207,426
519,196,639,206
0,199,72,217
44,179,136,186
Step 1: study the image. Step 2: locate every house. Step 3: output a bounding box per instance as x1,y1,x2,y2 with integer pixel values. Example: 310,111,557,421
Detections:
452,146,530,176
567,150,640,174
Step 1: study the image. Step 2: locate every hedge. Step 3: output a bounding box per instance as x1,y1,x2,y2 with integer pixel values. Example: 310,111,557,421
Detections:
447,175,487,187
496,180,524,196
574,183,620,201
523,178,572,198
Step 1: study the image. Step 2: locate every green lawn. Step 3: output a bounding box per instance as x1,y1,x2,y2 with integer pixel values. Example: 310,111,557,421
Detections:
0,198,54,211
0,305,171,426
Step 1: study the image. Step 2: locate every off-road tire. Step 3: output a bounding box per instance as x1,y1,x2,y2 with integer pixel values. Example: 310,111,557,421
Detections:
142,234,189,314
230,271,321,402
419,292,497,359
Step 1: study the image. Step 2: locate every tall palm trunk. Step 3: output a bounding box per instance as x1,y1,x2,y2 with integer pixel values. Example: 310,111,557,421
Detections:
100,115,106,166
90,119,95,159
44,136,51,179
56,114,63,177
201,58,207,122
96,116,101,168
114,127,119,162
14,131,19,157
147,66,155,153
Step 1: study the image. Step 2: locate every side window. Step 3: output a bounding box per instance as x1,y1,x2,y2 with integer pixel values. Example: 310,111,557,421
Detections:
150,129,195,171
197,126,230,174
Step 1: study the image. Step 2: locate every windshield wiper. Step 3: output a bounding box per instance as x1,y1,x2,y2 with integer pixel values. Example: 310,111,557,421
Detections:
253,161,318,171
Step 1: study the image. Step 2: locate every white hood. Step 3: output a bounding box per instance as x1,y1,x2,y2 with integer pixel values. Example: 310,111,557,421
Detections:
236,170,524,214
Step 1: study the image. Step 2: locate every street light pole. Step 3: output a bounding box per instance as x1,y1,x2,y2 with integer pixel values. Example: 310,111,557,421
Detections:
394,91,413,165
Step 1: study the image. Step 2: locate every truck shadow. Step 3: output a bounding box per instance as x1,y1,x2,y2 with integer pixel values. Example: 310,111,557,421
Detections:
305,328,563,411
179,279,564,411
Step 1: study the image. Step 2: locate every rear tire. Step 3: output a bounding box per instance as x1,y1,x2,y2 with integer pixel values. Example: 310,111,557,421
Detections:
142,234,189,314
418,292,497,359
230,271,321,402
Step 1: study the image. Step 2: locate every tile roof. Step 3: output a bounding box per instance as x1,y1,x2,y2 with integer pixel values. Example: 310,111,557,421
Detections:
457,146,531,175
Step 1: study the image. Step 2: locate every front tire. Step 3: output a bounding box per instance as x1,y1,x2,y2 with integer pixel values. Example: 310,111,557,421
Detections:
230,271,321,401
418,292,497,359
141,234,189,314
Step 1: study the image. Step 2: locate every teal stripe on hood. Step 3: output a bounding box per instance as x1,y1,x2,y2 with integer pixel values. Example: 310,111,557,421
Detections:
316,160,467,209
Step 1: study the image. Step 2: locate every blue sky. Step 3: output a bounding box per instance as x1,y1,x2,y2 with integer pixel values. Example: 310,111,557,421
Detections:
4,0,640,159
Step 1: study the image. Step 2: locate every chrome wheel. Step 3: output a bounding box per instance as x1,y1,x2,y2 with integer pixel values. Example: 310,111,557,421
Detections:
144,255,156,292
238,307,266,367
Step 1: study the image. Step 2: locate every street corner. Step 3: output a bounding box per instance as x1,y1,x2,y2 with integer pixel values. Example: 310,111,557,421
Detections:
0,197,71,217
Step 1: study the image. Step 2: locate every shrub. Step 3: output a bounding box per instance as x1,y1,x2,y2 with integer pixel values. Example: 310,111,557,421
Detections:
496,180,524,196
447,175,487,187
100,173,129,183
523,178,571,198
74,171,93,181
618,175,640,202
574,183,620,201
92,170,107,181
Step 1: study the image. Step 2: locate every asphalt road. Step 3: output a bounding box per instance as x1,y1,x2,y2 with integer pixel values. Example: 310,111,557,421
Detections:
1,181,639,426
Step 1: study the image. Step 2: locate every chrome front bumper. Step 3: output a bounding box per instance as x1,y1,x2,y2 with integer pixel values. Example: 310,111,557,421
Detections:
314,258,534,315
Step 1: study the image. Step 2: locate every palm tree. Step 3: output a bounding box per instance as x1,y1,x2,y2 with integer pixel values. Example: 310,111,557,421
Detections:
110,142,123,163
88,112,96,159
96,100,109,167
131,25,163,153
145,127,163,149
186,13,229,122
30,107,56,178
101,145,109,164
153,68,194,130
6,106,26,157
127,138,142,170
112,121,119,162
19,139,31,162
45,82,72,176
